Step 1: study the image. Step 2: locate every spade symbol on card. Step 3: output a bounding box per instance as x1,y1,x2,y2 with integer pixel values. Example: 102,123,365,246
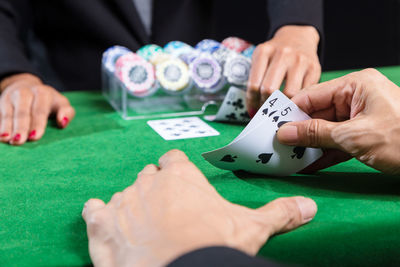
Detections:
278,121,291,128
262,108,269,115
272,116,280,122
268,110,277,117
220,154,237,163
291,147,306,159
256,153,273,164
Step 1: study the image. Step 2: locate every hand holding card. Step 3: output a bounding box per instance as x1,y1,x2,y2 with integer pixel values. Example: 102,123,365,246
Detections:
202,91,323,176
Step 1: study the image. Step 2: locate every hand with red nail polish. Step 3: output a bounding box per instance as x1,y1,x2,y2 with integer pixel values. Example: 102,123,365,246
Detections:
246,25,321,114
82,150,317,267
277,68,400,174
0,73,75,145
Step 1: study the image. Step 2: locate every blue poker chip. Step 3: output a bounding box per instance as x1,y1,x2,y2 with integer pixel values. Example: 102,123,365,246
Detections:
102,46,131,72
242,45,256,59
164,41,194,56
195,39,221,54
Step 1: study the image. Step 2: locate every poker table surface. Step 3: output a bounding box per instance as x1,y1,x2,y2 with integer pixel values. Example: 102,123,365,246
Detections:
2,66,400,267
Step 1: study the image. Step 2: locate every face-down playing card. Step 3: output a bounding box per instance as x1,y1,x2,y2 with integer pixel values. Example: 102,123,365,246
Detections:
202,91,323,176
147,117,220,140
204,86,250,123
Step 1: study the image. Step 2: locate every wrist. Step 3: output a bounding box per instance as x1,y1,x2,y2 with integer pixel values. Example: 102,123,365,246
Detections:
274,25,320,49
0,73,42,92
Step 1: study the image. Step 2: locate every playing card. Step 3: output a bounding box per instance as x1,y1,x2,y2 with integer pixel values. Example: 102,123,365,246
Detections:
204,86,250,123
202,91,323,176
235,90,292,141
147,117,220,140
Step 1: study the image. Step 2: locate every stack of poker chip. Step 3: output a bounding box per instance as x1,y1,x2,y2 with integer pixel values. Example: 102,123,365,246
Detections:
102,36,255,99
221,37,252,53
242,45,256,59
141,43,192,94
136,44,164,61
220,37,253,86
115,52,157,97
223,53,251,86
189,39,226,93
102,45,131,72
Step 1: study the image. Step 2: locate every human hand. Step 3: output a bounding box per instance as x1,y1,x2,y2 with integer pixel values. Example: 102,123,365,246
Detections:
0,73,75,145
247,25,321,116
277,68,400,174
82,149,317,267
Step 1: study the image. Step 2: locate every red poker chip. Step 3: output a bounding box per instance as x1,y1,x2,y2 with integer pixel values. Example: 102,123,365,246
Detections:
222,37,252,53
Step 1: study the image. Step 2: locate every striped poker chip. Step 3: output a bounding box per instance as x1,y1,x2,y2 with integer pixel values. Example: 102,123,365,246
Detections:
242,45,256,59
179,49,200,64
114,52,143,71
156,58,190,92
137,44,164,61
222,37,252,53
212,46,235,64
195,39,221,54
102,46,131,72
189,53,222,89
149,52,174,65
115,54,156,96
223,53,251,86
164,41,194,57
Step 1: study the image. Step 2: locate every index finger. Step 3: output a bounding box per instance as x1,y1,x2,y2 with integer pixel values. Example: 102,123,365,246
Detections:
291,76,349,114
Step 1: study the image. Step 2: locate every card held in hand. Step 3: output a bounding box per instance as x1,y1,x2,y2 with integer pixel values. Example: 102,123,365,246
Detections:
204,86,250,123
202,90,323,176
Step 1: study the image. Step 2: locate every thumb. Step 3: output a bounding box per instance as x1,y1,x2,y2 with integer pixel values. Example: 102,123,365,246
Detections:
54,95,75,129
277,119,340,149
256,197,317,236
82,198,106,223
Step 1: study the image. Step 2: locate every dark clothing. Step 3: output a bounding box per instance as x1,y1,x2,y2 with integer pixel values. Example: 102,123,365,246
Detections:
0,0,323,91
167,246,286,267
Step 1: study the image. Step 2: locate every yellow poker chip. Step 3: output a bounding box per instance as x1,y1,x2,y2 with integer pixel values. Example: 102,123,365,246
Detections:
149,52,174,65
156,58,190,91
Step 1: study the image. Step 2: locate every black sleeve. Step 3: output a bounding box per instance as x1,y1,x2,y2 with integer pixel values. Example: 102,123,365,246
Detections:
267,0,323,38
0,0,38,81
267,0,324,59
166,246,287,267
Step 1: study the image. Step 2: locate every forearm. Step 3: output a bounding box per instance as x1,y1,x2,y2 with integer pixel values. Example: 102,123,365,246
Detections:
0,0,38,83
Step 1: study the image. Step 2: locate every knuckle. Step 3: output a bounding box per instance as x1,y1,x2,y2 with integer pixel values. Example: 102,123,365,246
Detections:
296,54,308,65
278,46,293,56
270,198,293,223
361,68,380,76
305,120,322,147
34,107,50,118
247,82,260,92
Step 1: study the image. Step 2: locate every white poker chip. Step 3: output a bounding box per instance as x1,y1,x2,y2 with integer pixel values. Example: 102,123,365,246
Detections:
224,53,251,86
102,46,131,72
156,58,190,92
115,54,156,97
149,52,174,65
212,46,235,64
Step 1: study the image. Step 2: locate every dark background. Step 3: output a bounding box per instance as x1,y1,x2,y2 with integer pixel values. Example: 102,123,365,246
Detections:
323,0,400,70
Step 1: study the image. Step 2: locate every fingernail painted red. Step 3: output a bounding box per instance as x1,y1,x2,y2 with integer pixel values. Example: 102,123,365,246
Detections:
62,117,69,128
29,130,36,139
13,134,21,142
249,108,257,118
0,133,9,137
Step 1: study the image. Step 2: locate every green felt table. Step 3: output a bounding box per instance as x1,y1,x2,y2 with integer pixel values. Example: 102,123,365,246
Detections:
1,66,400,267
